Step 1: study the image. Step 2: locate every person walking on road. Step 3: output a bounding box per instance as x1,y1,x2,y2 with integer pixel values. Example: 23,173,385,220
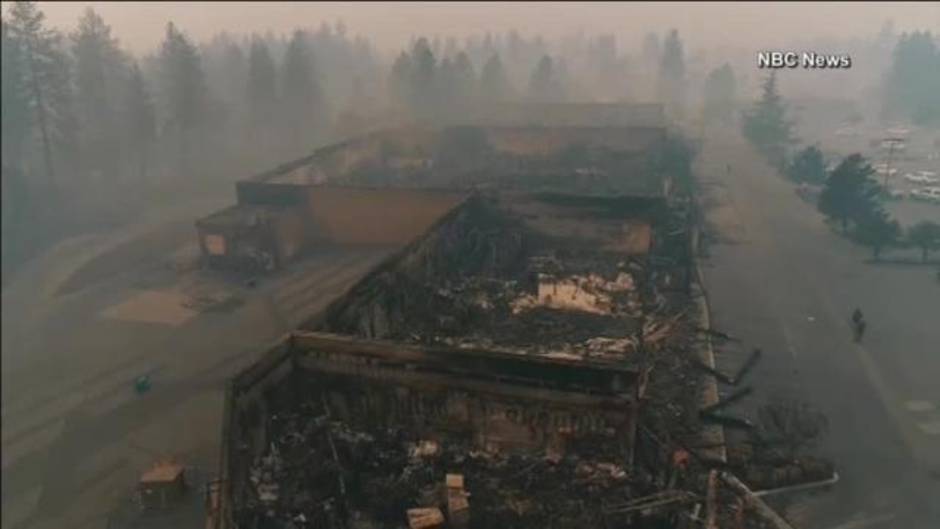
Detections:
851,308,866,343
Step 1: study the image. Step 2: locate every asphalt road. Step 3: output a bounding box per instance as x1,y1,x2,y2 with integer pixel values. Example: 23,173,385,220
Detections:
697,131,940,528
1,219,390,529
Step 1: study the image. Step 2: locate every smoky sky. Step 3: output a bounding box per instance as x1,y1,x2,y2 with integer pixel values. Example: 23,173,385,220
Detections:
15,1,940,56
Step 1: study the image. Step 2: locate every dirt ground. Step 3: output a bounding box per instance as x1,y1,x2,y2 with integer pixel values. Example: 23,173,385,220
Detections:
1,204,392,529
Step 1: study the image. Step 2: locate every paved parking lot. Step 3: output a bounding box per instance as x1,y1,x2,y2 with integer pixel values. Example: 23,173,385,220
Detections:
2,218,390,529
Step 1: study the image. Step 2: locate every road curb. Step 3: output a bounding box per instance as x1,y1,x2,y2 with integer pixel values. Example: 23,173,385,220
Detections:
692,219,728,464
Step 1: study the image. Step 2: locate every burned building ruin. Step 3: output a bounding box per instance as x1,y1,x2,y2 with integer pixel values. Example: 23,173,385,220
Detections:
208,103,829,529
194,103,672,275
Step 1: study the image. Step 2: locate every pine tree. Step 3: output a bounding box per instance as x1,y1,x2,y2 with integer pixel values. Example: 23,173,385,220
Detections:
528,55,564,103
334,75,370,139
203,33,247,110
658,29,685,119
641,31,661,98
642,32,660,69
479,53,514,104
786,146,826,184
159,22,209,173
452,51,477,110
409,37,437,119
436,57,458,120
1,18,33,270
443,36,459,61
281,30,327,152
71,8,128,181
125,62,156,180
553,57,573,100
907,221,940,262
247,36,278,132
702,63,736,126
885,31,940,125
1,19,32,169
818,154,882,233
854,208,900,260
388,50,414,111
742,72,795,170
7,0,74,188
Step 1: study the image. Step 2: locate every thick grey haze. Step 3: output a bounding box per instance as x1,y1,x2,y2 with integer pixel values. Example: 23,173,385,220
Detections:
17,1,940,55
3,2,940,529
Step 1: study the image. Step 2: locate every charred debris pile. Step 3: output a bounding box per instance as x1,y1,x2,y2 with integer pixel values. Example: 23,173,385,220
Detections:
234,371,833,529
225,192,745,528
239,389,643,529
310,192,693,363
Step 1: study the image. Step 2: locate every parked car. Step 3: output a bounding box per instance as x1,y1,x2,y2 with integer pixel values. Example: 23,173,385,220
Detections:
880,139,906,151
885,188,908,200
904,172,939,184
886,126,911,137
874,164,898,176
911,188,940,203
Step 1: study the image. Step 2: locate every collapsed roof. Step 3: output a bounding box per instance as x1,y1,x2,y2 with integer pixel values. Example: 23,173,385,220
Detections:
212,103,827,529
305,192,679,365
237,125,670,198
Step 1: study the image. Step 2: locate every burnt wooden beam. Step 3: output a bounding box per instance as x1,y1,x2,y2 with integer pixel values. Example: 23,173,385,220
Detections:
719,472,797,529
699,412,754,431
700,387,753,415
291,331,638,396
694,348,761,387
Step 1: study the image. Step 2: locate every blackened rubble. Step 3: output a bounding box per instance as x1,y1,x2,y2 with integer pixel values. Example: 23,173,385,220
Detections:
223,190,726,528
240,391,650,529
311,192,687,364
221,187,836,529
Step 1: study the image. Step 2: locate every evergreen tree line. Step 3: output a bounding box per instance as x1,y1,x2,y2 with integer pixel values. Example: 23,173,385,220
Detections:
386,36,578,123
739,69,939,262
1,2,382,279
882,30,940,126
385,28,704,123
415,30,632,103
742,31,939,174
816,153,940,262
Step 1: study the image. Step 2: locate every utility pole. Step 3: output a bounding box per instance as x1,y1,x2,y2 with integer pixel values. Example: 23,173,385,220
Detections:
882,137,903,187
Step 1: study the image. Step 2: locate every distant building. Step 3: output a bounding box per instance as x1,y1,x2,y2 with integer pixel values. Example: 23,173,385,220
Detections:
194,103,672,274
